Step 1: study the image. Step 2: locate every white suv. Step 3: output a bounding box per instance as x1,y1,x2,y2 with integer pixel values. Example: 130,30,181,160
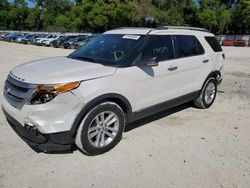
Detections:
1,27,225,155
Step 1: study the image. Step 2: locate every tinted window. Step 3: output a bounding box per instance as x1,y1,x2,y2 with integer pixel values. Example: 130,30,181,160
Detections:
173,35,204,58
142,35,174,61
205,36,223,52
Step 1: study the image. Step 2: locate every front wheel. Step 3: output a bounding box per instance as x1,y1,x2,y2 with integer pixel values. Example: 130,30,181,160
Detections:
75,102,125,155
193,77,217,109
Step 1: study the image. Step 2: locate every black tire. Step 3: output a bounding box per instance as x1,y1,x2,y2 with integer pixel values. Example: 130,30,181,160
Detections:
75,102,125,155
193,77,217,109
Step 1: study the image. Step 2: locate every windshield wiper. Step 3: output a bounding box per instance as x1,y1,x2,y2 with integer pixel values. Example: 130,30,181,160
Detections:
69,55,96,63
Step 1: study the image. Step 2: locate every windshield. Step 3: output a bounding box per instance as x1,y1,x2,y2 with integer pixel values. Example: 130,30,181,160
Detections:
68,34,145,66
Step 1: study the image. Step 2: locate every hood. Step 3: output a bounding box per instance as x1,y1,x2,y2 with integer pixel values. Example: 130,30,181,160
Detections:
10,57,117,84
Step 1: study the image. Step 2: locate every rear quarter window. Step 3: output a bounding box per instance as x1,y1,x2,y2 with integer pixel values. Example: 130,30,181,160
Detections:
205,36,223,52
173,35,205,58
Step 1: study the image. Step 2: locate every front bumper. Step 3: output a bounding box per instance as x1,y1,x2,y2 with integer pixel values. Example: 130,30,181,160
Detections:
2,107,73,152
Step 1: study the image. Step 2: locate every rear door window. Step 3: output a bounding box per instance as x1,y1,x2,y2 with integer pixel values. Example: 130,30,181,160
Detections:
142,35,174,61
173,35,205,58
205,36,223,52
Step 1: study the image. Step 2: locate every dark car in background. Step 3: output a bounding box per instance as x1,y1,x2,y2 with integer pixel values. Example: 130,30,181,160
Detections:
22,34,41,44
50,35,78,48
15,33,29,43
71,36,94,49
62,35,88,49
0,32,9,40
3,32,22,42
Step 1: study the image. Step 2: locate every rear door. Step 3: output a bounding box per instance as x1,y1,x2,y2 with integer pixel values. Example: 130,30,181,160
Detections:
170,35,211,94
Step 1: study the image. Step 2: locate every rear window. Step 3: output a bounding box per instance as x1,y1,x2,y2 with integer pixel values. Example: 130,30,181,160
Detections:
205,36,222,52
173,35,205,58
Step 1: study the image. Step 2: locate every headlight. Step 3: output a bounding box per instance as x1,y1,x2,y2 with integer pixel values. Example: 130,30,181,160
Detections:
29,81,80,104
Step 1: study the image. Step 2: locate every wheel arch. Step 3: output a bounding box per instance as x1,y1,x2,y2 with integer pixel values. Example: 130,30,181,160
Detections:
69,93,132,137
202,71,221,89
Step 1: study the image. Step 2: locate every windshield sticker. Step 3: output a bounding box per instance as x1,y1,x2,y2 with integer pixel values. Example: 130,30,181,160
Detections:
122,35,141,40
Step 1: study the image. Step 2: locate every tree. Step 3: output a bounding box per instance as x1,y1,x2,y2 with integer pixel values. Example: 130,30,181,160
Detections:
26,7,43,30
197,0,232,33
56,14,73,31
0,0,248,33
0,0,10,29
8,0,30,30
241,0,250,31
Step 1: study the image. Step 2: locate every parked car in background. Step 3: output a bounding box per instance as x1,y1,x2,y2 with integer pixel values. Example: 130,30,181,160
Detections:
32,34,56,45
61,37,77,49
42,35,63,46
62,36,88,49
3,32,22,42
50,35,77,48
30,34,47,45
21,34,39,44
0,32,9,40
234,39,247,47
71,36,94,49
15,33,29,43
222,39,234,46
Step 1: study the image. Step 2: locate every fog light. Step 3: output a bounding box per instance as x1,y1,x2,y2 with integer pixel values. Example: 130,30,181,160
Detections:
23,117,39,130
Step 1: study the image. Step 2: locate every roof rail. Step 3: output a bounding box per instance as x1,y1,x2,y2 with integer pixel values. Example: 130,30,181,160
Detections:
118,27,153,30
157,26,209,32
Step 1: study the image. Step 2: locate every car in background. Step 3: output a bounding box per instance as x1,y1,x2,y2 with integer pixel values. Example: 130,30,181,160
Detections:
0,32,9,40
32,34,57,45
71,36,94,49
21,34,40,44
3,32,22,42
62,36,88,49
222,39,234,46
41,35,63,46
50,35,78,48
15,33,29,43
234,39,247,47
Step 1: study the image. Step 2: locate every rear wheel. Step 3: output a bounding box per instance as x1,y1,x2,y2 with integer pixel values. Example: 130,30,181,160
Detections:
193,77,217,109
75,102,125,155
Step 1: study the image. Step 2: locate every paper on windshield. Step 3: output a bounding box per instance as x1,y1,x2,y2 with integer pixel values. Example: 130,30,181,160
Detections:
122,35,141,40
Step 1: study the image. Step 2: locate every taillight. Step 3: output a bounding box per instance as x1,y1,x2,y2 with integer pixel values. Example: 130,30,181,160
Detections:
222,53,225,59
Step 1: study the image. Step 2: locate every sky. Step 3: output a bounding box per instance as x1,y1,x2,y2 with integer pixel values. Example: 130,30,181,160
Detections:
8,0,200,8
8,0,35,7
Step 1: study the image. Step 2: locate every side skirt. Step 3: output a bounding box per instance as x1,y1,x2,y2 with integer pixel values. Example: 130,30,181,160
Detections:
127,91,200,123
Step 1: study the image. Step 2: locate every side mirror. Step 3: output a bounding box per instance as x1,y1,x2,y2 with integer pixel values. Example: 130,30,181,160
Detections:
142,57,159,67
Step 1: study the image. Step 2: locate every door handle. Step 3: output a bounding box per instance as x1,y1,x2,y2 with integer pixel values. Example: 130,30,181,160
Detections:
203,59,209,63
168,65,178,71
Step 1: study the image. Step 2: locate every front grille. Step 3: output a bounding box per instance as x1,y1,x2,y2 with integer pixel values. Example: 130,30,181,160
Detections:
3,75,36,109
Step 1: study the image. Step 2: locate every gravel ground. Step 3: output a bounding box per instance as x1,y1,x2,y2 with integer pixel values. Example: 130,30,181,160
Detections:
0,42,250,188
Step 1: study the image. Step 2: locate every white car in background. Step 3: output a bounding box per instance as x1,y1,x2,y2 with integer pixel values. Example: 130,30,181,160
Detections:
1,26,225,155
42,35,64,46
34,34,58,46
16,34,29,43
